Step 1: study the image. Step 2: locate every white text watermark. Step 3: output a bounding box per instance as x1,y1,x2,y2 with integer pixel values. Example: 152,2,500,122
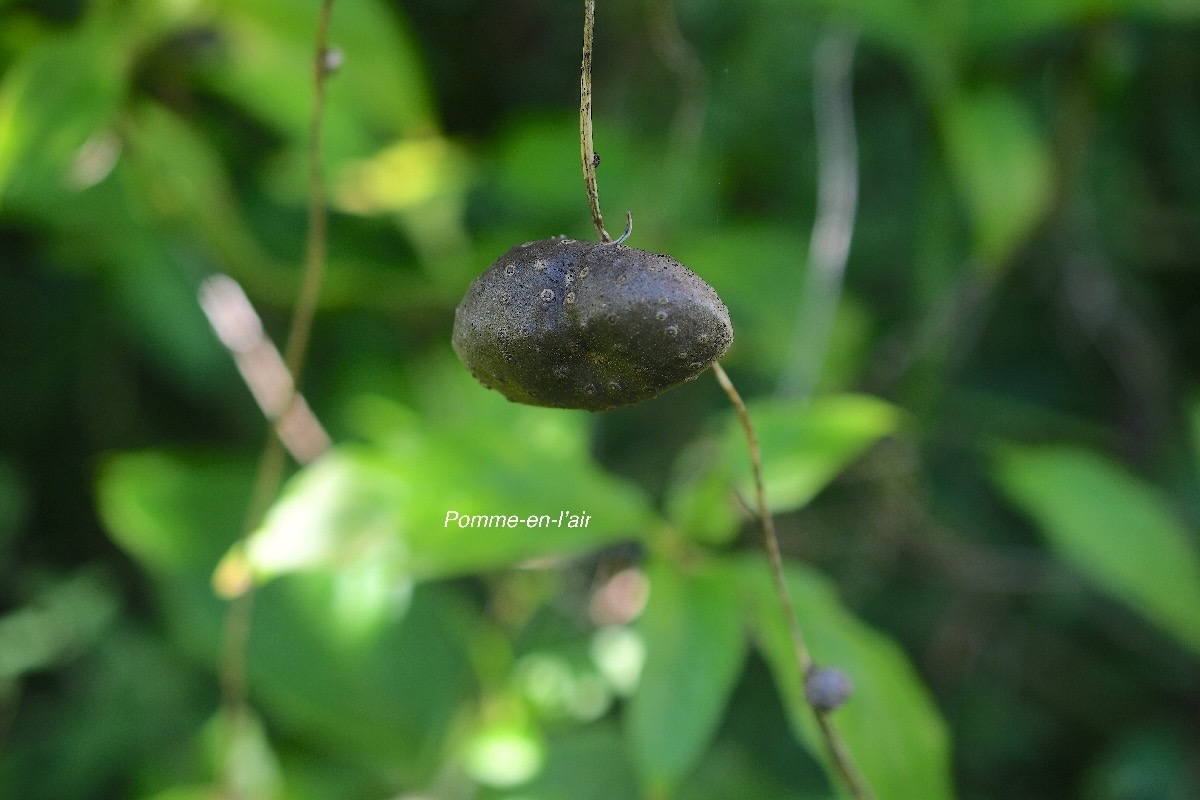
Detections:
443,510,592,529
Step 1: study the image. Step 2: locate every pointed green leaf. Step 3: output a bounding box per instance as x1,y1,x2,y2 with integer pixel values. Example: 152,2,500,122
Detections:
941,88,1054,264
627,559,748,794
668,394,901,543
992,443,1200,656
735,556,954,800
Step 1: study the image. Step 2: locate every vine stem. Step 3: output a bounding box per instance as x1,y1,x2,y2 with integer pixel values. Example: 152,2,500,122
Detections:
580,0,610,242
576,3,870,795
218,0,336,791
711,362,874,800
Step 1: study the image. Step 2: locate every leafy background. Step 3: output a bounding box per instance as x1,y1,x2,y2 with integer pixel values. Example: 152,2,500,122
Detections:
2,0,1200,798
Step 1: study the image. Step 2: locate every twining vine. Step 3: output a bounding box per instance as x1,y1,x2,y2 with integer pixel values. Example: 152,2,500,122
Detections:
580,1,873,796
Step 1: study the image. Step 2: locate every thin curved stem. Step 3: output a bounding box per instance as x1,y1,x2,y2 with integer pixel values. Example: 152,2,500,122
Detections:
712,361,874,800
604,210,633,245
217,1,336,788
712,362,812,671
284,0,337,383
580,0,611,242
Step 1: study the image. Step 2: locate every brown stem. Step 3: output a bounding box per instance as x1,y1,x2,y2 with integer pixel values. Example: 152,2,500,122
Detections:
711,361,874,800
580,0,610,242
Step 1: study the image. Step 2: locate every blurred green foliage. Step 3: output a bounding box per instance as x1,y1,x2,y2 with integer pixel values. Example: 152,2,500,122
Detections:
2,0,1200,798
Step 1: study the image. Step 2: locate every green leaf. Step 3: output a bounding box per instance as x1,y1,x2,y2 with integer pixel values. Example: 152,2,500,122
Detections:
104,233,237,393
98,448,475,780
1080,724,1200,800
231,395,657,587
97,451,256,575
965,0,1093,43
754,0,957,93
0,571,118,681
992,443,1200,656
627,559,748,794
495,722,641,800
195,576,473,780
734,556,954,800
1,624,212,799
137,789,214,800
668,394,901,543
202,708,283,800
121,102,294,301
672,740,827,800
490,115,719,236
0,19,127,209
204,0,434,165
102,466,476,779
940,88,1054,264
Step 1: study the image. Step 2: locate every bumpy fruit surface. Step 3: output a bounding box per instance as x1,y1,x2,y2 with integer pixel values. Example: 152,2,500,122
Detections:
453,237,733,411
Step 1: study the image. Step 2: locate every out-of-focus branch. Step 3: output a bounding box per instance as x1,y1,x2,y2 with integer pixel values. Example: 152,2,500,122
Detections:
199,275,332,465
780,30,859,399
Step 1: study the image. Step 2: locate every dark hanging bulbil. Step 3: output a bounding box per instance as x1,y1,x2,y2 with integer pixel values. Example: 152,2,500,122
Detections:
453,237,733,411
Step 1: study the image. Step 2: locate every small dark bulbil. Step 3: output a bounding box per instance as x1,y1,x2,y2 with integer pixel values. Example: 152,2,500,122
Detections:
453,237,733,411
805,666,853,712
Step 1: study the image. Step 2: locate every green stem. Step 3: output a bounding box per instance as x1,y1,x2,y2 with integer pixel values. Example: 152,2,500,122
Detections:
218,2,336,794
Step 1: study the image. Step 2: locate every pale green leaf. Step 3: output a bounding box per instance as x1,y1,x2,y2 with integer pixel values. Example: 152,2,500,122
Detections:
992,443,1200,656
